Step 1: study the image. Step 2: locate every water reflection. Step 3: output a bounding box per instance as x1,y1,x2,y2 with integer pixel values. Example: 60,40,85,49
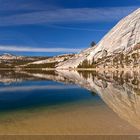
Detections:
0,70,140,133
57,70,140,130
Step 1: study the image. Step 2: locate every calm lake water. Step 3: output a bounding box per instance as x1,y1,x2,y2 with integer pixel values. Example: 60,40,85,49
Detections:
0,70,139,135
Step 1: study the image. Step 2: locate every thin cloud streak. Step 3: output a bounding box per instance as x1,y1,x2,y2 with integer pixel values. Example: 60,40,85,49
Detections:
0,6,138,26
0,45,81,53
0,0,58,11
47,24,108,32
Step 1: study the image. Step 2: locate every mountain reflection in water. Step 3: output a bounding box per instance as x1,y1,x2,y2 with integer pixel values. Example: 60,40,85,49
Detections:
0,70,139,134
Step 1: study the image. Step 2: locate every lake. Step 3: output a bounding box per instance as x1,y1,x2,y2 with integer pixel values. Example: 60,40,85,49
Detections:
0,70,139,136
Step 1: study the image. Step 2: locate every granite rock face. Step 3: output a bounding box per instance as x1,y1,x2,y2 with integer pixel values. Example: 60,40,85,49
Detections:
89,8,140,59
57,8,140,69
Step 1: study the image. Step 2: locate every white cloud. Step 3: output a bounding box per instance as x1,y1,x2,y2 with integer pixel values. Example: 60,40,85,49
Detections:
0,45,81,53
47,24,108,32
0,6,138,26
0,0,54,11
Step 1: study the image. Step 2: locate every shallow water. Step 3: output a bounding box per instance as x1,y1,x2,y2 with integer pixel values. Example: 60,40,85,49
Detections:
0,70,139,135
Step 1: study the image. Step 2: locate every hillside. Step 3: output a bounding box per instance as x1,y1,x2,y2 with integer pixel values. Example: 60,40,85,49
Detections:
22,54,75,68
0,53,48,68
57,8,140,69
0,53,75,69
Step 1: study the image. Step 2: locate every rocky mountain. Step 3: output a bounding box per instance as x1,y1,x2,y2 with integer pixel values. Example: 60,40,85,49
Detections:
0,53,48,61
57,8,140,69
0,53,48,68
22,54,75,68
0,53,23,60
0,53,75,69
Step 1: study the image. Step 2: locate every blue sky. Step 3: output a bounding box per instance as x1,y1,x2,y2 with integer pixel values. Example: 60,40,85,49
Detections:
0,0,140,56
